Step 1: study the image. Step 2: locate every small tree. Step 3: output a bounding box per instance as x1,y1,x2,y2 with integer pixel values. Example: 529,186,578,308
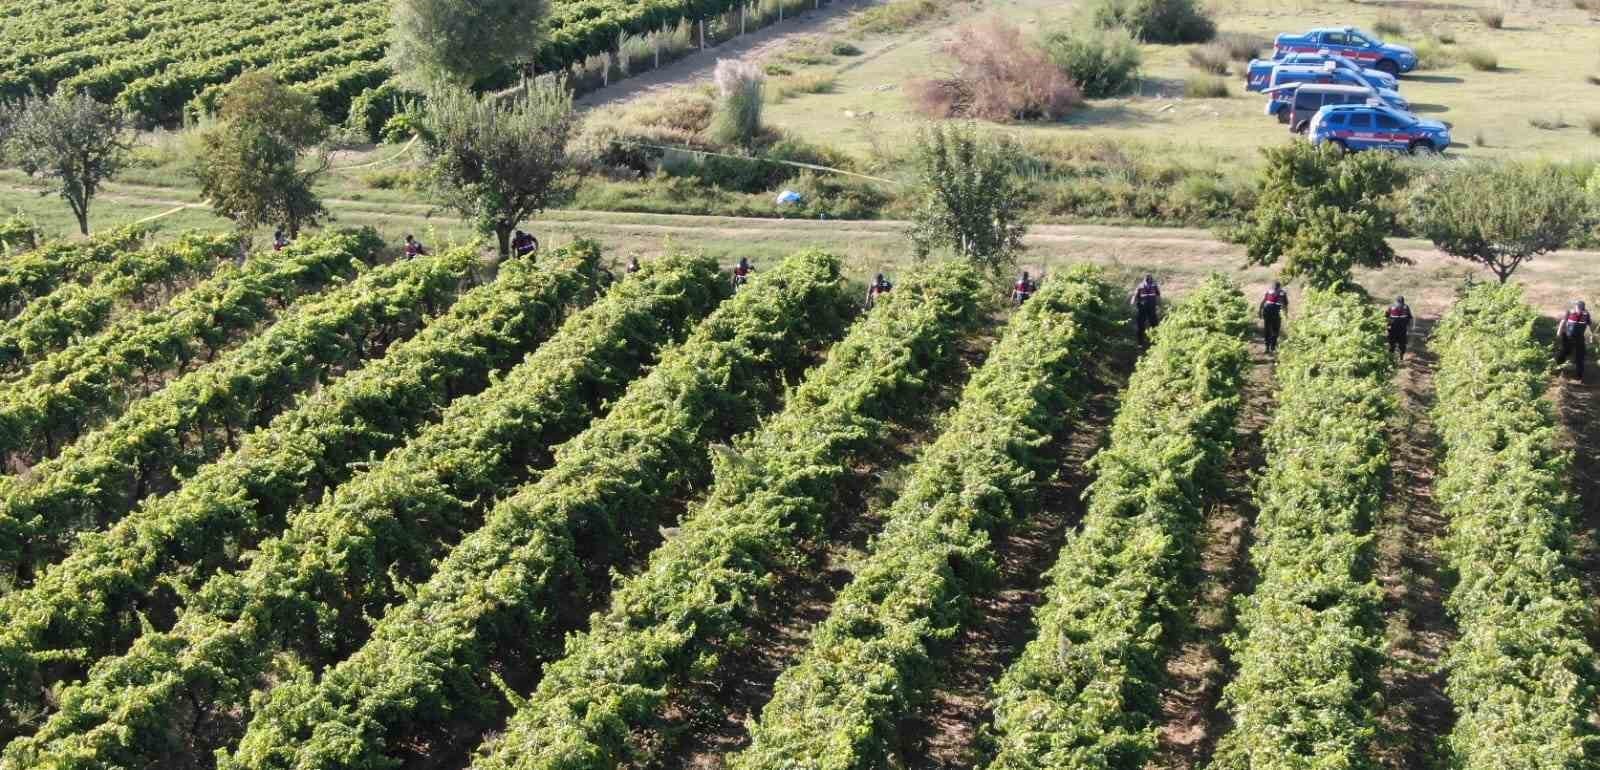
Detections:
1042,25,1143,99
906,123,1031,272
1237,142,1407,290
0,90,132,235
192,73,329,237
1408,161,1586,284
414,80,577,258
712,59,765,149
1086,0,1215,44
390,0,550,89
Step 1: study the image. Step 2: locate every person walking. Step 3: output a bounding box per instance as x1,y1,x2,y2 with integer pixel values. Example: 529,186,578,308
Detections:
1011,271,1036,306
626,256,642,275
403,234,428,259
1130,274,1161,347
732,257,755,290
866,273,893,309
1386,296,1413,359
1557,299,1592,381
512,230,539,258
1259,281,1289,354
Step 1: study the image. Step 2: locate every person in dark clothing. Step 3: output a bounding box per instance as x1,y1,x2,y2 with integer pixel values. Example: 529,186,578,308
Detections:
1260,281,1289,354
272,228,290,252
733,257,755,289
1557,300,1592,381
626,256,642,274
866,273,893,309
1011,272,1036,306
1131,274,1161,347
403,234,428,259
1386,296,1413,359
512,230,539,258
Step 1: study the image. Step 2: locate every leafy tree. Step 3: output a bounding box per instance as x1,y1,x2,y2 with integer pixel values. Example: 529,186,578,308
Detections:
1237,141,1407,290
906,123,1031,272
413,80,576,258
192,74,329,237
389,0,550,89
1086,0,1215,44
1408,161,1586,283
1042,25,1142,98
0,90,132,235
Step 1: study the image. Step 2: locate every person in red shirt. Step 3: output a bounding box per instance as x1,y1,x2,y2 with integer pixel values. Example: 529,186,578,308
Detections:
1259,281,1289,354
732,257,755,289
272,228,290,252
403,234,428,259
1386,296,1413,359
1011,271,1036,306
866,273,893,309
1557,299,1592,381
1130,274,1161,347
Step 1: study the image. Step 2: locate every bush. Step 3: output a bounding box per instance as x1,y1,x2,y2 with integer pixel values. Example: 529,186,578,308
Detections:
1214,31,1268,61
909,20,1082,121
1184,75,1230,98
1373,12,1406,37
1462,47,1499,70
361,167,424,191
1413,39,1458,69
769,72,837,102
1086,0,1216,44
1187,44,1232,74
790,171,891,218
1476,7,1505,28
830,40,863,56
850,0,942,35
1433,27,1457,44
1042,26,1143,98
1529,114,1569,130
0,213,37,254
713,59,765,148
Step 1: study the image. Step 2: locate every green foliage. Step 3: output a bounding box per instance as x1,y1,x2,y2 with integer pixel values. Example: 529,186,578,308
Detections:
1085,0,1216,44
193,74,330,236
388,0,549,88
1184,74,1230,97
0,213,36,254
1042,25,1143,98
0,89,132,235
0,231,232,375
8,252,848,770
1213,288,1393,770
985,275,1251,769
1407,160,1587,283
460,261,985,770
728,266,1120,770
713,59,766,149
907,122,1032,272
414,79,577,257
1431,282,1600,768
1237,141,1407,289
0,225,148,318
0,229,378,465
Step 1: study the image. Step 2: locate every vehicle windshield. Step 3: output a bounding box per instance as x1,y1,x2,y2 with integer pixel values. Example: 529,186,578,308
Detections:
1378,106,1412,125
1349,31,1376,46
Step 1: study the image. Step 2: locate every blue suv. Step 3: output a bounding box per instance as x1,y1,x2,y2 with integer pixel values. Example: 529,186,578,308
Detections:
1308,103,1451,154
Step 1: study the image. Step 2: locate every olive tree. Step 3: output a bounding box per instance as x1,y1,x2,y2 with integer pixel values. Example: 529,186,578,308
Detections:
1408,161,1586,284
0,90,132,235
906,122,1031,273
390,0,550,89
413,79,576,258
1237,141,1407,290
192,73,329,237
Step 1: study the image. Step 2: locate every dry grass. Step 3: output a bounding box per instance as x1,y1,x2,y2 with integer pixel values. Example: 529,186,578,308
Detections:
1214,31,1269,61
1187,44,1233,75
769,72,838,102
1462,47,1499,71
1475,7,1505,28
909,19,1082,121
1529,114,1571,130
1184,76,1231,98
1374,12,1406,37
1412,39,1458,70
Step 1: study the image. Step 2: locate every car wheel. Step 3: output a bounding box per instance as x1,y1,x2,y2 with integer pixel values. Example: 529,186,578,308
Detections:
1408,140,1436,156
1376,59,1400,77
1330,139,1349,154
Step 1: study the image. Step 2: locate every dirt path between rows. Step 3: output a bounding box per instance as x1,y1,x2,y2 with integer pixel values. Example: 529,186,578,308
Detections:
1151,340,1275,770
1370,318,1457,770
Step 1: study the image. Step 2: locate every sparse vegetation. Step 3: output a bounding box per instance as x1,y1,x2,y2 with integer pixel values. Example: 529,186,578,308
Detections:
1413,39,1458,69
1373,12,1406,37
1188,44,1233,74
1462,47,1499,71
1185,75,1231,98
1043,26,1143,98
713,59,766,148
1086,0,1216,44
1588,114,1600,136
830,40,862,56
1476,7,1505,28
910,20,1081,121
769,72,837,102
1215,30,1268,60
1529,114,1570,130
849,0,942,35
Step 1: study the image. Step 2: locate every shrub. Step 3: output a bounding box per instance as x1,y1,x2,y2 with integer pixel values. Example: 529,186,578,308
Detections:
1462,47,1498,70
1374,12,1406,37
1085,0,1216,44
1476,7,1505,28
1433,27,1457,44
713,59,765,147
909,20,1082,121
1187,44,1232,74
1214,31,1269,61
361,168,424,190
1529,114,1569,130
1588,114,1600,136
769,72,837,102
1184,75,1230,98
1413,39,1458,69
0,213,37,254
1042,25,1143,98
906,122,1030,269
830,40,863,56
850,0,942,35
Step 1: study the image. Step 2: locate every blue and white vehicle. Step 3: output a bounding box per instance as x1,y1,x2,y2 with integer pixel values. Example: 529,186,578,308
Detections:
1308,102,1451,153
1264,62,1409,120
1246,50,1398,92
1274,27,1419,75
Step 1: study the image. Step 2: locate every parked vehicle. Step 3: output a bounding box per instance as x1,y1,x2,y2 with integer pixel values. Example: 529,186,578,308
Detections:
1270,83,1413,133
1246,50,1398,92
1308,102,1451,153
1264,63,1409,121
1274,27,1419,75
